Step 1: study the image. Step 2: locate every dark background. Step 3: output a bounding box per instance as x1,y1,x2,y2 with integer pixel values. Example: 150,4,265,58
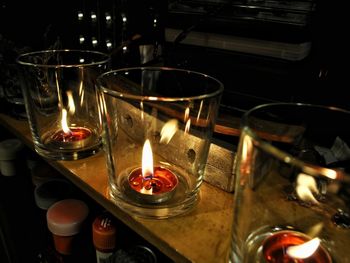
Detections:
0,0,347,114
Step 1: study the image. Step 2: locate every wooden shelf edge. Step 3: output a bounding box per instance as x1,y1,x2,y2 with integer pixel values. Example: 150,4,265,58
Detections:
0,113,234,263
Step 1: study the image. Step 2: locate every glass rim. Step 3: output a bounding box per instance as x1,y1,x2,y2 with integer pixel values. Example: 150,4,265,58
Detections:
241,102,350,183
16,49,110,68
97,66,224,102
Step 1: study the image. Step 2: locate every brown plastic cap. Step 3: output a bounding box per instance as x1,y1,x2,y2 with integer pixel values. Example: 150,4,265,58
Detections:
92,213,116,252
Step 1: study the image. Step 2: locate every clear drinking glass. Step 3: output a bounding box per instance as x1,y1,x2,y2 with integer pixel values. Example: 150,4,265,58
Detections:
229,103,350,263
17,49,110,160
97,67,224,218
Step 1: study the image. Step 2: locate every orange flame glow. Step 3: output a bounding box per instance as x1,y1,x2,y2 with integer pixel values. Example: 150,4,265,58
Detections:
141,139,154,195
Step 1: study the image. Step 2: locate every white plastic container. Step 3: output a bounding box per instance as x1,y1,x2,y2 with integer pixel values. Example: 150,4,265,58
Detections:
0,138,24,176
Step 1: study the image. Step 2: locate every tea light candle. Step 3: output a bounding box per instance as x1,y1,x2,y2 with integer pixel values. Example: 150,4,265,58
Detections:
50,126,93,150
128,166,178,204
262,230,332,263
47,108,93,150
127,139,178,204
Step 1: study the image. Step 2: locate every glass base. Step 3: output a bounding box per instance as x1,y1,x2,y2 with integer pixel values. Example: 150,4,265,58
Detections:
243,226,281,262
34,143,102,161
236,226,334,263
109,189,199,219
109,171,200,219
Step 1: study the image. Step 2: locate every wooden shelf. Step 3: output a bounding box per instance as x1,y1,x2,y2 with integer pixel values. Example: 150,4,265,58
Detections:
0,113,234,263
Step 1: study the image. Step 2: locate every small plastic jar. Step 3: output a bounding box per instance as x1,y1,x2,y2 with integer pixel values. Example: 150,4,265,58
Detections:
0,138,24,176
47,199,89,255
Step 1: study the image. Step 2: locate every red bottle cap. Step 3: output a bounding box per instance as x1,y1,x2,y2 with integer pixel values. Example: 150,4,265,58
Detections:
92,213,116,252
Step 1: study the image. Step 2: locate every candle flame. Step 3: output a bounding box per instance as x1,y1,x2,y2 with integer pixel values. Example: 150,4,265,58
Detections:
61,109,71,133
286,238,321,259
142,139,154,180
160,119,178,144
295,173,319,204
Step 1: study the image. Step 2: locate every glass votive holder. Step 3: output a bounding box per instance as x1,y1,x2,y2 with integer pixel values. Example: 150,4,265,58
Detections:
228,103,350,263
17,49,110,160
97,67,224,218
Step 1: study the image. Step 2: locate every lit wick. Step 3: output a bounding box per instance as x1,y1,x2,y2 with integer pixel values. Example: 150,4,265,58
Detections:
262,230,332,263
49,109,93,149
127,139,178,204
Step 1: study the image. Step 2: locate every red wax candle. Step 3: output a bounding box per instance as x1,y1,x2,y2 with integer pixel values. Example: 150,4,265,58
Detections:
50,127,92,150
262,230,332,263
128,167,178,204
52,127,92,142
